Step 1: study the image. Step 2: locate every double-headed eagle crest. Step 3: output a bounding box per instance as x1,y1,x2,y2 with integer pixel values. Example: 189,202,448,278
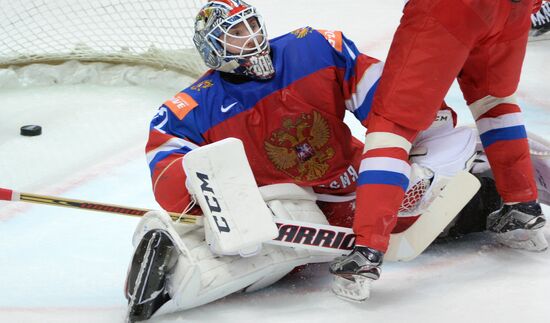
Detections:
191,80,214,91
291,27,312,39
264,111,334,181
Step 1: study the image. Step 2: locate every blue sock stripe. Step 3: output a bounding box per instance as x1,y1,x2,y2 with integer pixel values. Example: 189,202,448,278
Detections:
358,170,409,191
479,125,527,148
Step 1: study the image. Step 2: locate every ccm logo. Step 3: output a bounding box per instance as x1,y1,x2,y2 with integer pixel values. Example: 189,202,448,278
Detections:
196,172,231,233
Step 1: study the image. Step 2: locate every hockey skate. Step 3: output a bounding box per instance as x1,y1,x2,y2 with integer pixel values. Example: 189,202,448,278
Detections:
529,1,550,41
487,201,546,233
329,246,383,302
125,229,179,323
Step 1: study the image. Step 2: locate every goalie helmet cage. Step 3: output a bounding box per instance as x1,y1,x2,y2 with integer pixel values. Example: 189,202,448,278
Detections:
0,0,208,77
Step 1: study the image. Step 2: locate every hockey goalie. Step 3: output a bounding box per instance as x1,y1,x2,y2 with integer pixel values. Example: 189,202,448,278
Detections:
124,1,549,321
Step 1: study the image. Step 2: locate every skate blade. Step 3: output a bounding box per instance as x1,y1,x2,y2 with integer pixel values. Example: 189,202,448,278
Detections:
331,275,372,303
495,229,549,252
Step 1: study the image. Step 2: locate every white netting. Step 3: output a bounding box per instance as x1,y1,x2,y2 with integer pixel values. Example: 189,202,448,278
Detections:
0,0,208,76
398,178,431,215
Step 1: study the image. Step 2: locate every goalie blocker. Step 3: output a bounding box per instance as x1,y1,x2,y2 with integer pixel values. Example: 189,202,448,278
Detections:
182,138,279,257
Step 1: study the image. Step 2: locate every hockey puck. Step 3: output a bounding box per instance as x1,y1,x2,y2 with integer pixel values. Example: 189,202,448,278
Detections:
20,125,42,136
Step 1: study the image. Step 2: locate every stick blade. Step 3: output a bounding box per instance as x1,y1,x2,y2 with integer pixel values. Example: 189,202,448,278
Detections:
385,171,481,261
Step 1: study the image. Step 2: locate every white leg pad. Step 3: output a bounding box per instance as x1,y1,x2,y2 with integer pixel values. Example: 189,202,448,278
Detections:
411,126,477,178
404,126,477,216
141,184,334,316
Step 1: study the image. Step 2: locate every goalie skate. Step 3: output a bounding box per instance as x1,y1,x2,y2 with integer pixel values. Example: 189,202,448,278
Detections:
125,229,178,323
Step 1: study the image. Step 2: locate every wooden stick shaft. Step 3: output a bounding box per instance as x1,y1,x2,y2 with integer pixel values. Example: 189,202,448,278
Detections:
0,187,200,224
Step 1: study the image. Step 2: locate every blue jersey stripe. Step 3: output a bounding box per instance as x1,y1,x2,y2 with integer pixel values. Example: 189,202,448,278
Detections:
341,35,361,81
353,78,380,122
149,104,205,145
358,170,409,191
148,147,193,174
479,125,527,148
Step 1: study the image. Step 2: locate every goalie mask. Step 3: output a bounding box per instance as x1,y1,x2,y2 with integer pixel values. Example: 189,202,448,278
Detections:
193,0,274,80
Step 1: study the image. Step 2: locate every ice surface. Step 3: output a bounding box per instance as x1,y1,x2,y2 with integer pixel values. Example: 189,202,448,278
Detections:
1,1,549,322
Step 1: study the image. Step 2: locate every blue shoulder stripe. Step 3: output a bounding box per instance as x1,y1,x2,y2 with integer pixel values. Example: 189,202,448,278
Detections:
148,146,193,174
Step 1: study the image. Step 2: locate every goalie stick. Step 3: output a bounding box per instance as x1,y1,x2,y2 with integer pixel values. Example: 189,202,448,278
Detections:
0,188,201,225
0,171,479,261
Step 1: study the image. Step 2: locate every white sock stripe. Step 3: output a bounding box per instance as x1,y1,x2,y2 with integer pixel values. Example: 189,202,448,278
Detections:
344,62,384,112
469,94,517,120
146,137,198,164
476,112,525,135
363,132,412,153
359,157,411,177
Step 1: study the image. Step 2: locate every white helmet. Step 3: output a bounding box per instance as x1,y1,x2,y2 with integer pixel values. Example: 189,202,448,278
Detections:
193,0,275,80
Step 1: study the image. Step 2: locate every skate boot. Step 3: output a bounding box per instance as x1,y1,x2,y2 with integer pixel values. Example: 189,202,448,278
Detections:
487,201,546,233
329,246,383,302
125,229,178,323
530,1,550,39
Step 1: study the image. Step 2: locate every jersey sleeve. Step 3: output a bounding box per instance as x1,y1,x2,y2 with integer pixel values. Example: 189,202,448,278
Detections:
145,92,204,213
315,29,384,125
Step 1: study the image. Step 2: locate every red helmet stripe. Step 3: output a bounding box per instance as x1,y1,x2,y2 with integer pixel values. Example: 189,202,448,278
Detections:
229,5,247,16
213,0,237,8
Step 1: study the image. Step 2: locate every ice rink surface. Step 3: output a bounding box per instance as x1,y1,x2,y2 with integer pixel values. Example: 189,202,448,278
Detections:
1,1,549,322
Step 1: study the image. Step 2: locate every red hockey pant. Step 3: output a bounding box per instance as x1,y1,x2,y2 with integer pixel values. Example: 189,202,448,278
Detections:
355,0,538,251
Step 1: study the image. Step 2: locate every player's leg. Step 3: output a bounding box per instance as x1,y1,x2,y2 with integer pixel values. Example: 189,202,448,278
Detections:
458,0,545,233
331,1,490,300
351,0,485,253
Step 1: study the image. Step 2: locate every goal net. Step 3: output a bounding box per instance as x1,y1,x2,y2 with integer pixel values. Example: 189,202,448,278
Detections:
0,0,208,77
